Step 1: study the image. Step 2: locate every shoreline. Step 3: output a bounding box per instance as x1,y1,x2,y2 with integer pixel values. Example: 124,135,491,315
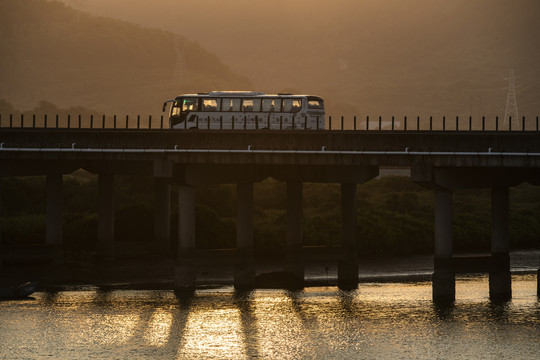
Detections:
2,250,537,292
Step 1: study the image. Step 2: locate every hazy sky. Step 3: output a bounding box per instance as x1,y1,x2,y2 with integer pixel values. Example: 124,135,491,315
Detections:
5,0,540,117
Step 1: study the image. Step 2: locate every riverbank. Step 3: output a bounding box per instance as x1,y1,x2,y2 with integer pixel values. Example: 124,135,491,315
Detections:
1,250,538,291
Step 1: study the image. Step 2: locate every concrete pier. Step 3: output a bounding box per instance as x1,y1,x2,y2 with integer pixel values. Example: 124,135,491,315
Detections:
489,187,512,301
46,174,63,263
433,188,455,303
338,183,358,290
154,179,171,253
97,173,115,261
234,182,255,290
175,185,196,290
285,181,304,289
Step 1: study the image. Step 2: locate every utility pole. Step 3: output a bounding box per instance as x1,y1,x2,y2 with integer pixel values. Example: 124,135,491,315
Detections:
503,70,519,128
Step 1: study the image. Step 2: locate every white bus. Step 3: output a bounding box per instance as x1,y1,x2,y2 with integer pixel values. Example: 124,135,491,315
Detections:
162,91,325,130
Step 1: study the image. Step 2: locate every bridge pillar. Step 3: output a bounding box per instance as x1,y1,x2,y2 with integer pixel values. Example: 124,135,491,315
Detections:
489,187,512,301
0,182,2,268
433,188,455,303
154,179,171,253
338,183,358,291
234,182,255,290
46,174,63,264
175,185,196,291
97,173,115,261
285,181,304,289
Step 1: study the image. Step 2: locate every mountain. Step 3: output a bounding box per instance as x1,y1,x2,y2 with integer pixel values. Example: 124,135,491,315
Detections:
58,0,540,120
0,0,252,115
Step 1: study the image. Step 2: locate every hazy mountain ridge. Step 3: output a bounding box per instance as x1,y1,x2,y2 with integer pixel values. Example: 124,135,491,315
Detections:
58,0,540,120
0,0,252,115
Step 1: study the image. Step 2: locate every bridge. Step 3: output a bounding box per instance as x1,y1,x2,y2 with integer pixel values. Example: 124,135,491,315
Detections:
1,125,540,303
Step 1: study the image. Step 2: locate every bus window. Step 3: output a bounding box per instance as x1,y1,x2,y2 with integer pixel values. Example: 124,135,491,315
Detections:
182,98,199,112
308,99,324,109
283,99,302,112
262,98,281,112
222,98,241,111
202,98,220,111
242,99,261,112
172,101,181,116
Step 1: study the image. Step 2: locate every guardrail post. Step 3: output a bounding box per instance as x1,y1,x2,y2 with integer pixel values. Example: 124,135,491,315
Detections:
353,116,356,130
232,115,235,130
244,115,247,130
391,116,395,130
455,116,459,131
56,114,59,128
114,115,117,129
429,116,432,131
148,115,152,129
304,115,307,130
442,116,446,131
67,114,71,129
404,116,407,131
379,116,382,130
341,116,344,130
90,115,94,129
78,114,82,129
537,116,539,132
329,116,332,130
220,115,223,130
10,114,13,128
279,115,282,130
44,114,47,128
292,115,295,130
316,116,319,130
482,116,485,131
366,116,369,131
33,114,36,128
136,115,140,129
125,115,129,129
522,116,525,131
20,114,24,128
102,115,106,128
509,116,512,131
469,116,472,131
417,116,420,130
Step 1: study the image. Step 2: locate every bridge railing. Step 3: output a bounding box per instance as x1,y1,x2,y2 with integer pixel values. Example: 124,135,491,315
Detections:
0,113,539,131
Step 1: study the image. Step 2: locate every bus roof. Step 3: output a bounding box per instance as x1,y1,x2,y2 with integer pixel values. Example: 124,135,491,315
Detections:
175,91,323,100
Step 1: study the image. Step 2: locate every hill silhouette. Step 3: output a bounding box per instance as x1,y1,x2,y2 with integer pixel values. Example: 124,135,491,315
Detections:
0,0,252,116
59,0,540,121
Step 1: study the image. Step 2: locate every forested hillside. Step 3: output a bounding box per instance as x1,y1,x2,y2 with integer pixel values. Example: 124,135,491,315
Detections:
0,0,252,115
62,0,540,120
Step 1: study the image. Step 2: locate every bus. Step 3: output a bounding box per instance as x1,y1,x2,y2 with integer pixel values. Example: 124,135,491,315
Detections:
162,91,325,130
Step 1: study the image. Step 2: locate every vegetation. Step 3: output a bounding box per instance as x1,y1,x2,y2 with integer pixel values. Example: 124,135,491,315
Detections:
1,174,539,259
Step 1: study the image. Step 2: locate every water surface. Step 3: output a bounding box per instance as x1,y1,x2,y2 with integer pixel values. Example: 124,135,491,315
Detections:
1,275,538,359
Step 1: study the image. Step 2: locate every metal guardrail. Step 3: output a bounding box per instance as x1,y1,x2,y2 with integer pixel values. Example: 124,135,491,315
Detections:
0,114,539,131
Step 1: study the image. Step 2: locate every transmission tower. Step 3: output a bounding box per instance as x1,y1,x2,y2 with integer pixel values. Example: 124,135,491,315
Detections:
503,69,519,128
172,36,188,89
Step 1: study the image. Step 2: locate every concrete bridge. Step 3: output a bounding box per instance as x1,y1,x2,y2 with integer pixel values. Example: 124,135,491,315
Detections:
1,128,540,302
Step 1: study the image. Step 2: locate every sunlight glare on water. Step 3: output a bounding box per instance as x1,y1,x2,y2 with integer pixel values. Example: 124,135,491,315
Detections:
0,275,538,359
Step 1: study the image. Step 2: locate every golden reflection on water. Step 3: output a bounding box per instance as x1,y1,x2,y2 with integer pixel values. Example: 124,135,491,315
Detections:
2,276,538,359
87,313,141,345
144,307,174,347
178,306,245,359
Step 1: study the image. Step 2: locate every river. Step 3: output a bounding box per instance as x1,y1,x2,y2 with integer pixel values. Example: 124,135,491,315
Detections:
1,274,539,359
